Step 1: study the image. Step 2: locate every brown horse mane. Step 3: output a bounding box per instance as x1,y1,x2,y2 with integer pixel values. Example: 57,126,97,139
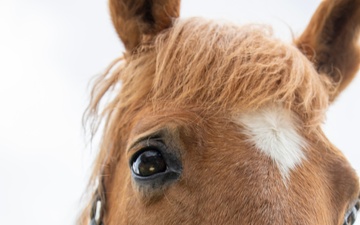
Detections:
80,17,337,224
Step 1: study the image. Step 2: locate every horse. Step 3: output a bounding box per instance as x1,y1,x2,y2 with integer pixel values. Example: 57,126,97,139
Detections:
79,0,360,224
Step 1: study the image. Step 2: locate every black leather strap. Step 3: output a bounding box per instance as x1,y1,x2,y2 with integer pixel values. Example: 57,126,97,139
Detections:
90,197,104,225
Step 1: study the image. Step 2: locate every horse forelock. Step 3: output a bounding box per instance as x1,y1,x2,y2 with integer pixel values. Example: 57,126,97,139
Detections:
123,18,331,122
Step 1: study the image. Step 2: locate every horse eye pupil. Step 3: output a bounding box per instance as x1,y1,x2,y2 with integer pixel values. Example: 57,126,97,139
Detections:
132,150,167,177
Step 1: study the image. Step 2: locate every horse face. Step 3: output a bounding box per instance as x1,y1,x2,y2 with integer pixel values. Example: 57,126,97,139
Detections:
81,1,360,224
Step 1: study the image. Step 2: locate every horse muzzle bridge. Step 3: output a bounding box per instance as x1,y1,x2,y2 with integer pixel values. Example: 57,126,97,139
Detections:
89,195,360,225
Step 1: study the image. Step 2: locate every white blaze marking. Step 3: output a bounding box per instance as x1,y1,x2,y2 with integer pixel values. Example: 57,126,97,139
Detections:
237,106,306,181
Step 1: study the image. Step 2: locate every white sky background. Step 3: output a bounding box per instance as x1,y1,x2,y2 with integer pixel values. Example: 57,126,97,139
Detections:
0,0,359,224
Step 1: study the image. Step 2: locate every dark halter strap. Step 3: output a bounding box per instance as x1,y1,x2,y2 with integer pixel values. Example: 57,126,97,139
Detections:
343,198,360,225
90,196,104,225
89,172,106,225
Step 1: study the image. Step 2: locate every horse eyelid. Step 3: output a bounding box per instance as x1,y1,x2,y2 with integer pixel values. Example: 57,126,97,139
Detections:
127,134,163,152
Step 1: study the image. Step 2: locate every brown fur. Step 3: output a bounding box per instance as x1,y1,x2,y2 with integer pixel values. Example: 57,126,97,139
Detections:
79,1,360,224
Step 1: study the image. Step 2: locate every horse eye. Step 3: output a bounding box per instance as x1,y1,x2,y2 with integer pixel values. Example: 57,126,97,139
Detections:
131,149,167,177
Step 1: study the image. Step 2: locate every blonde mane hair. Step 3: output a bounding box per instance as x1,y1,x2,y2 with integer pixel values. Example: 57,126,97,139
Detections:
90,18,332,131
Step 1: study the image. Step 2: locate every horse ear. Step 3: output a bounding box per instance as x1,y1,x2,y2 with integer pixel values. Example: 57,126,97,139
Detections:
295,0,360,101
109,0,181,52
